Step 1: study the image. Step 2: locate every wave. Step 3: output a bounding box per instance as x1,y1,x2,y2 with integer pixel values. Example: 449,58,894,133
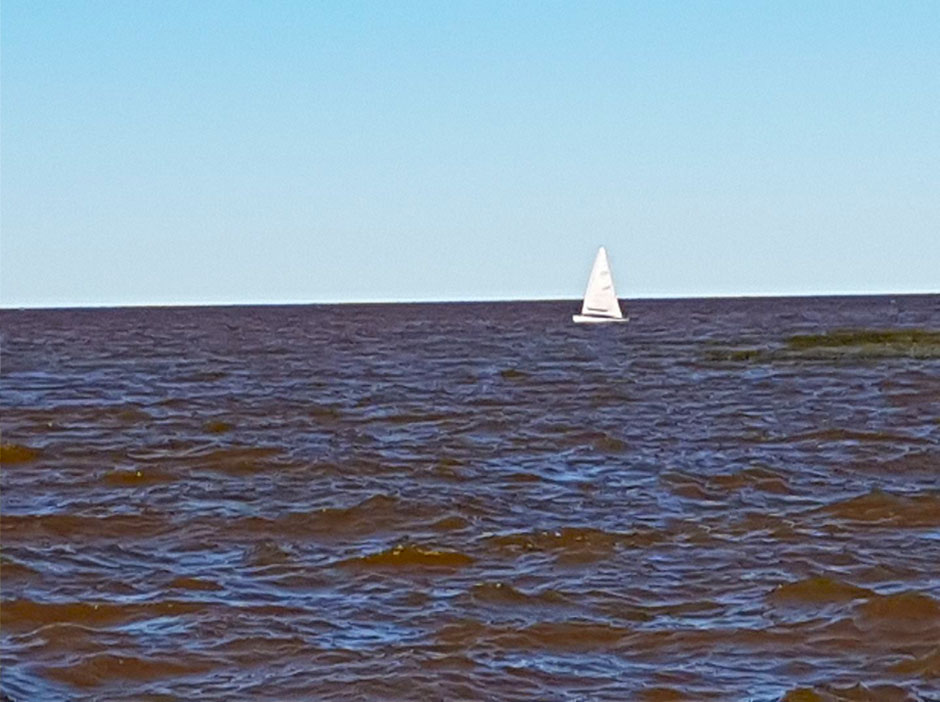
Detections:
341,543,474,570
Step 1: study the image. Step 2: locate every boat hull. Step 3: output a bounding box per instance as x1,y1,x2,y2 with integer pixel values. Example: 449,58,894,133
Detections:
572,315,629,324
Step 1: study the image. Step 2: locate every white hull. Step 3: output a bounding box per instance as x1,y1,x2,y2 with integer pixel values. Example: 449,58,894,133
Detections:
572,314,629,324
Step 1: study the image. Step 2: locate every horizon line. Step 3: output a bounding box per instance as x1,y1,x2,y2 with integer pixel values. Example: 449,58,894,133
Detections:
1,289,937,312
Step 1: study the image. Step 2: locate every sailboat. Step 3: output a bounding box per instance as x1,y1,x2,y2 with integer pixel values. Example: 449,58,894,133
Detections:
572,246,628,324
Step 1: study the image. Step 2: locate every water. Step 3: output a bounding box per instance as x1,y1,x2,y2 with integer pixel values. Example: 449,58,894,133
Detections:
2,296,938,702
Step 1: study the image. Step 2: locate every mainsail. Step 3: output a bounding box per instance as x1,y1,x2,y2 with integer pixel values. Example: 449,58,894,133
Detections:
580,246,624,319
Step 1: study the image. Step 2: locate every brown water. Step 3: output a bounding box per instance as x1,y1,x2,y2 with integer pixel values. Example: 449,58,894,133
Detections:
2,296,938,702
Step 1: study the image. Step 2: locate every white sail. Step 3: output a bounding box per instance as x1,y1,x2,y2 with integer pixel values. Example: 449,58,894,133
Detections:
579,246,623,319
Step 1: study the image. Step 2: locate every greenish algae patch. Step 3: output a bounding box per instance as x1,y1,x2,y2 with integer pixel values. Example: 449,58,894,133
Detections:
205,420,233,434
309,404,341,421
782,689,825,702
786,328,940,348
707,328,940,363
499,368,529,380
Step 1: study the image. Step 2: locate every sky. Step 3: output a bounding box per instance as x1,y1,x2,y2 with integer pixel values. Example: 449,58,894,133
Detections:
2,0,938,307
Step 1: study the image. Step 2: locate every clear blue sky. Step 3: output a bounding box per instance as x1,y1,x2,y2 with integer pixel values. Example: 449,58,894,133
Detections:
2,1,937,307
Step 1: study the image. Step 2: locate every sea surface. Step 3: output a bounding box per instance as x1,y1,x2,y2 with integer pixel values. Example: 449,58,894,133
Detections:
1,296,939,702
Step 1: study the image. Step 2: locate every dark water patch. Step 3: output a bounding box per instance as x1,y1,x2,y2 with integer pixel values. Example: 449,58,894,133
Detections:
177,370,229,383
436,618,630,651
638,687,711,702
853,562,923,585
189,446,287,475
102,468,174,487
7,621,105,656
310,493,417,533
2,513,170,543
852,450,939,475
208,634,316,661
881,379,940,409
483,527,626,562
782,682,919,702
309,404,341,422
421,653,476,670
641,599,721,624
709,465,792,494
231,494,437,540
11,404,152,428
889,646,940,677
590,596,658,624
341,543,474,570
1,599,207,634
660,471,724,502
856,591,940,631
817,489,940,527
0,558,40,581
594,434,628,453
167,576,222,592
505,471,541,482
624,625,805,657
431,515,470,531
513,620,630,650
533,420,585,435
43,654,215,688
0,443,41,464
152,397,192,409
747,475,790,494
660,469,768,502
205,420,232,434
666,481,721,502
770,576,874,605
